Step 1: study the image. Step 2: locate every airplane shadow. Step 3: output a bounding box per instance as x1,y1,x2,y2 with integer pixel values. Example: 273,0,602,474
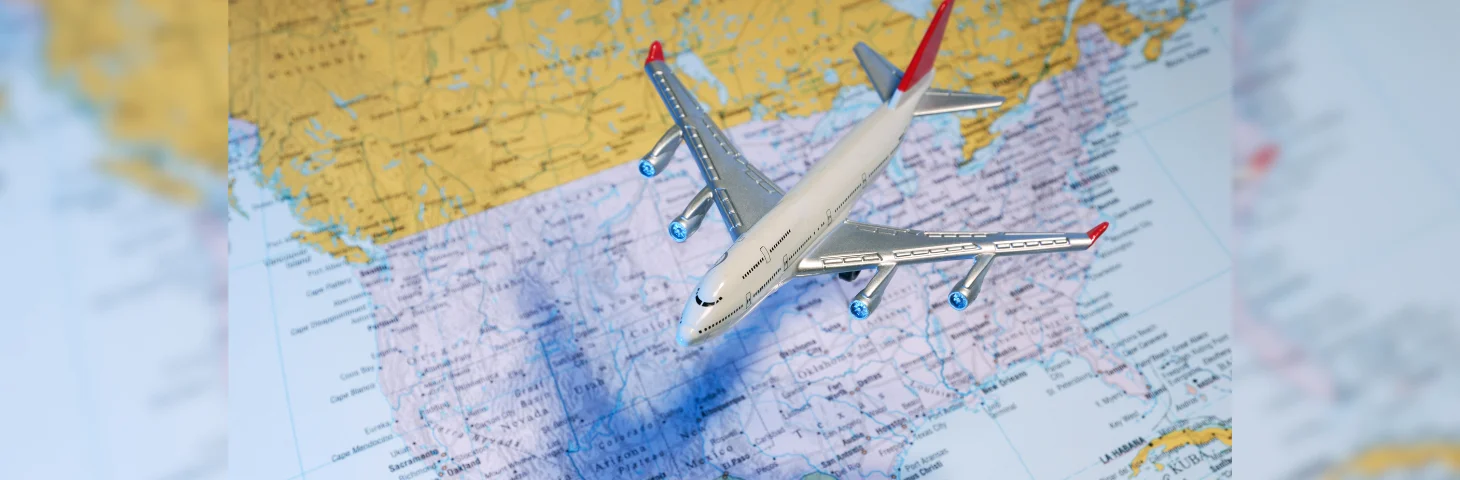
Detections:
510,266,809,479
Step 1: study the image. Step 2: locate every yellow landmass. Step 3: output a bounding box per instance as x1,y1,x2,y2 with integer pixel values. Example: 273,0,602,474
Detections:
291,229,373,264
1128,426,1231,476
229,0,1190,259
100,157,204,205
1324,442,1460,479
44,0,228,174
958,0,1189,164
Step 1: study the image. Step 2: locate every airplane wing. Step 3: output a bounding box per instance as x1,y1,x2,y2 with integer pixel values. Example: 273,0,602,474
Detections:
644,43,783,239
794,220,1107,276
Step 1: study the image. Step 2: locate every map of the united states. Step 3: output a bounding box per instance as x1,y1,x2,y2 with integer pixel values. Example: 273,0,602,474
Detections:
228,0,1235,478
346,21,1151,480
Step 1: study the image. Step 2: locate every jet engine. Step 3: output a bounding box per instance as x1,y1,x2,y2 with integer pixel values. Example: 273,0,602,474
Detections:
669,186,714,242
638,127,683,178
948,254,995,311
849,264,898,319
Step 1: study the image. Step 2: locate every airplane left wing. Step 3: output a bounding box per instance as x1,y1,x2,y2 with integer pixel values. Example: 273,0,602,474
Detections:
795,220,1107,276
644,42,783,239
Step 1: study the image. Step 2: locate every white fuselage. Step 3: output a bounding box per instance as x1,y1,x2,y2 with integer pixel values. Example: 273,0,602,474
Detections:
675,76,934,347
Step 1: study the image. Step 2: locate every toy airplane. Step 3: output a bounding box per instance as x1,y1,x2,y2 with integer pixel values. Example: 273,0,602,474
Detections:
640,0,1109,347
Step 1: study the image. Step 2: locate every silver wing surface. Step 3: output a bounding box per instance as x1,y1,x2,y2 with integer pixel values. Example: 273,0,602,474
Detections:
645,58,783,239
794,220,1100,276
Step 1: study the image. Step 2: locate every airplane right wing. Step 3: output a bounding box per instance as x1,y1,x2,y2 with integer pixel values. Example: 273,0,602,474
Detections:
794,221,1105,276
643,42,783,240
795,220,1108,317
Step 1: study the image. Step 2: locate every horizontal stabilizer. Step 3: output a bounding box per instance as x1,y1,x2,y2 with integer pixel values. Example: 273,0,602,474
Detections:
913,89,1005,116
854,42,902,102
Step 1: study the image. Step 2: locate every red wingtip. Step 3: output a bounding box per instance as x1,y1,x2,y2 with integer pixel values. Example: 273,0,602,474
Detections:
1087,222,1110,243
896,0,955,92
645,41,664,66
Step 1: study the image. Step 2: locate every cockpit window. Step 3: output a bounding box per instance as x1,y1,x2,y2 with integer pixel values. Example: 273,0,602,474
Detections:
693,288,721,307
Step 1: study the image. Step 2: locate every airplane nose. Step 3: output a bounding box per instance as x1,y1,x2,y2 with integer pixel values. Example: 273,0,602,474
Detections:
677,300,712,347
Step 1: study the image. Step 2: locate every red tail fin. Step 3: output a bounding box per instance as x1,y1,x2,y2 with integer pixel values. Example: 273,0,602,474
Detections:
896,0,955,92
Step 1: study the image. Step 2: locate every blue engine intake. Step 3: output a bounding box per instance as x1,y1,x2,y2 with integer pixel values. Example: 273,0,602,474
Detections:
668,221,689,242
948,290,970,310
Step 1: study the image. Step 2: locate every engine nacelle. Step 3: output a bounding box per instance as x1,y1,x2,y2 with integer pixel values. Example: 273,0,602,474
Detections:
668,212,706,243
639,126,683,177
669,186,714,242
948,254,995,311
849,264,898,319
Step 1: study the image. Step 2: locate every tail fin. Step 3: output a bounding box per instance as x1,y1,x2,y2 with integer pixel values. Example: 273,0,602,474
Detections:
896,0,954,92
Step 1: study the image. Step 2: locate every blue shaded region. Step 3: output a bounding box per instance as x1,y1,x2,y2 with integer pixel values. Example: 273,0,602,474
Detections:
883,0,933,19
823,68,839,85
537,34,556,59
418,183,428,196
328,91,363,120
606,0,621,24
383,159,400,170
673,51,731,105
558,8,571,22
486,0,514,18
416,153,435,167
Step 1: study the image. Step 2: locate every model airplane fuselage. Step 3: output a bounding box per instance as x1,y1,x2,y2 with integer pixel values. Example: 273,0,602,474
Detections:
678,84,916,344
640,0,1108,347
